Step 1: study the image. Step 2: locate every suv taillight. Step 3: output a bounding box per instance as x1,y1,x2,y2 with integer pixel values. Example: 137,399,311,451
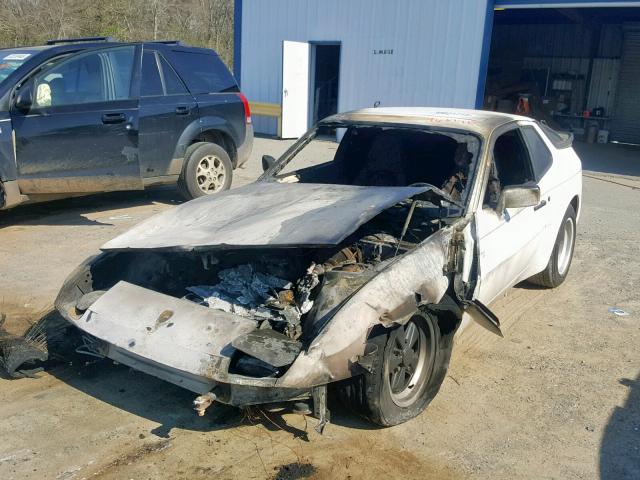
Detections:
238,93,251,124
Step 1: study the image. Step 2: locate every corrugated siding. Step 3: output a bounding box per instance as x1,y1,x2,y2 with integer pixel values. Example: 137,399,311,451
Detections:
586,58,620,114
598,24,623,57
241,0,489,134
523,56,591,75
493,23,623,59
612,24,640,143
492,24,594,58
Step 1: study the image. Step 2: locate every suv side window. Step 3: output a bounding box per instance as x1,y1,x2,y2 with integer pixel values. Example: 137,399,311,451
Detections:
169,50,238,94
521,125,553,180
158,55,188,95
33,46,135,107
141,50,188,97
141,51,163,97
484,128,535,209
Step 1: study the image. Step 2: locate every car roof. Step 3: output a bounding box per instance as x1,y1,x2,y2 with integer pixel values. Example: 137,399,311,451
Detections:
322,107,531,137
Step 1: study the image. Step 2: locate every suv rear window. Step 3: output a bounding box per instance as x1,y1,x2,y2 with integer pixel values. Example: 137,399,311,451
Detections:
169,50,238,94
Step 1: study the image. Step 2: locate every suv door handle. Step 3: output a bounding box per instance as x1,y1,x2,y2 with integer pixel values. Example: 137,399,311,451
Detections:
175,106,191,115
102,113,126,124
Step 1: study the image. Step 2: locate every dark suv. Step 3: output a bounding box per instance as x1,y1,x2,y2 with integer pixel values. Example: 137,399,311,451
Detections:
0,37,253,210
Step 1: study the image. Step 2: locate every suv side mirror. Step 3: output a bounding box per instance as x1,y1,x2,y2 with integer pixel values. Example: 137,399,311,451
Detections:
262,154,277,172
497,185,540,213
14,85,33,112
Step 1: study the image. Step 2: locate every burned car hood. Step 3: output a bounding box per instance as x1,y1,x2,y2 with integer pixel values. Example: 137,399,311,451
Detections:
102,182,437,251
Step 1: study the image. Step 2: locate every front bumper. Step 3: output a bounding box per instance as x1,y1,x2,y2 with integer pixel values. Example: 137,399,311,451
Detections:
58,280,310,406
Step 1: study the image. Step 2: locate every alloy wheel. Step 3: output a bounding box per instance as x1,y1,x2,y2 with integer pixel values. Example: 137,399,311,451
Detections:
196,155,226,193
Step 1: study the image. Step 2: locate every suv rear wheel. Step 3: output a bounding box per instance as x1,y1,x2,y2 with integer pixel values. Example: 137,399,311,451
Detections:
179,142,233,199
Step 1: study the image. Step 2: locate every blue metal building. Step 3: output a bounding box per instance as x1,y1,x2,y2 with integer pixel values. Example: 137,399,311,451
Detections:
235,0,640,144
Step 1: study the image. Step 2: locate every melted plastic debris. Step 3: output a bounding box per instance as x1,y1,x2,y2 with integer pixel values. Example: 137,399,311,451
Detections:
296,263,322,314
186,264,293,319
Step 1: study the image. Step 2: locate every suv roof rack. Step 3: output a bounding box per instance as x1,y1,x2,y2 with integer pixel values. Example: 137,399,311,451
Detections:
150,40,184,46
46,36,116,45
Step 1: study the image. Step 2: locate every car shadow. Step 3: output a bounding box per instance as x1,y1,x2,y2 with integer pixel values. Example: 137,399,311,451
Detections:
47,359,378,440
600,372,640,479
0,187,184,228
512,280,546,291
23,309,377,441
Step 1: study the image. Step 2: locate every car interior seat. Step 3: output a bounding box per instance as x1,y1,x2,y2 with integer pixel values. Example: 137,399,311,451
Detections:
352,132,407,186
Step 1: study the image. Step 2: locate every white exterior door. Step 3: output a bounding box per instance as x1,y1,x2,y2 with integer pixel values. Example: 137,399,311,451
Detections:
281,40,310,139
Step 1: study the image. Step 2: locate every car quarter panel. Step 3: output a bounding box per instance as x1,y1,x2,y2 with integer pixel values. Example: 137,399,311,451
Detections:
277,226,454,388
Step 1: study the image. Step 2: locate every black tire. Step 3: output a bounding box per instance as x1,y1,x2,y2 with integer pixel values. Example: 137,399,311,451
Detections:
178,142,233,200
529,204,577,288
343,309,455,426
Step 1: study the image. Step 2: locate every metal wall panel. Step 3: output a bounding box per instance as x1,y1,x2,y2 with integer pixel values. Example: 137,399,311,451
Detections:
241,0,489,134
611,24,640,143
523,56,592,74
493,23,624,59
492,24,595,58
586,58,620,113
598,24,623,57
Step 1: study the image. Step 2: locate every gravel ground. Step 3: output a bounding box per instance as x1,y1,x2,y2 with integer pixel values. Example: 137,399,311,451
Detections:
0,138,638,480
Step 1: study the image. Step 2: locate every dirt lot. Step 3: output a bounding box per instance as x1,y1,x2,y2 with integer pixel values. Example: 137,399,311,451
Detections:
0,139,638,480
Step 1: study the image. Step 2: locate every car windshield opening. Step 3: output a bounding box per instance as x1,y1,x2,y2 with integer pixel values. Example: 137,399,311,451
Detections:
269,124,481,205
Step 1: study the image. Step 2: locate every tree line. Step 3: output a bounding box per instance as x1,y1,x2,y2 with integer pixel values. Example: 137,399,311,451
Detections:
0,0,235,66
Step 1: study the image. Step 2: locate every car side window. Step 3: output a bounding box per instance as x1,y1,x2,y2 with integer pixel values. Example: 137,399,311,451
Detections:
141,51,163,97
483,129,535,209
521,125,553,181
33,46,135,107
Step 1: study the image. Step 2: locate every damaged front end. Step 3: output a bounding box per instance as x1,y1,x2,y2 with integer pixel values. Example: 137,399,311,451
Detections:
55,183,462,416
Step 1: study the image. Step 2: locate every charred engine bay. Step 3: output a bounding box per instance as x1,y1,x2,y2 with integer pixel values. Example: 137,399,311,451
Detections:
70,198,452,379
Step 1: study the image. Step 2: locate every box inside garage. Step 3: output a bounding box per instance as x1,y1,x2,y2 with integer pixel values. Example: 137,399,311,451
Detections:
484,5,640,146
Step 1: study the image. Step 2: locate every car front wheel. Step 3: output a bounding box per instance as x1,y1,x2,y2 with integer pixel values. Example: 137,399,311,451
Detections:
342,310,454,427
179,142,233,200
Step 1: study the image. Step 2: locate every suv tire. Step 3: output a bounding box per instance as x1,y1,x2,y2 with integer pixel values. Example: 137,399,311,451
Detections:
179,142,233,199
529,204,576,288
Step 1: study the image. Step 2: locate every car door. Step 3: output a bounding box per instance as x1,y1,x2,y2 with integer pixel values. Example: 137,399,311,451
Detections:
11,45,142,194
473,125,550,305
138,47,197,180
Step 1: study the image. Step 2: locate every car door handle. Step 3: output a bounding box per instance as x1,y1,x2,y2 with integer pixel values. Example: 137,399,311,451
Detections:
175,106,191,115
102,113,126,124
534,200,547,211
